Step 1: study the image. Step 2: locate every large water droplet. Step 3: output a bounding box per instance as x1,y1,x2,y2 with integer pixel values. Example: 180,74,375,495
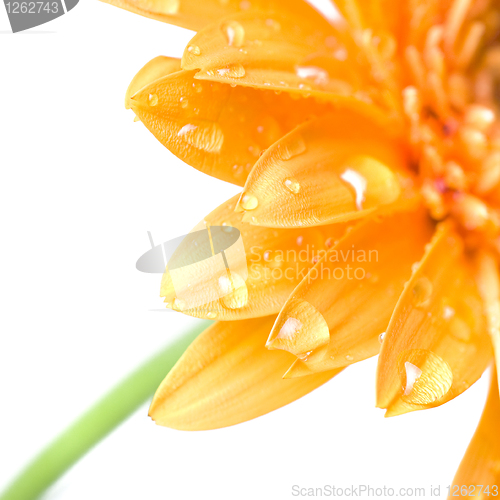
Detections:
270,299,330,356
412,277,433,308
219,272,248,309
187,45,201,55
340,169,367,210
277,317,302,340
279,135,306,160
213,63,246,78
221,20,245,47
284,177,301,194
398,349,453,405
295,65,329,86
148,93,159,107
172,298,187,311
240,193,258,210
206,311,217,319
177,123,224,153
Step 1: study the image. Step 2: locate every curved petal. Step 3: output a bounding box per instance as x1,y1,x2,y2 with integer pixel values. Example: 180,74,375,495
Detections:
473,250,500,389
161,194,350,320
266,208,434,376
99,0,330,32
149,316,343,430
451,367,500,495
376,222,493,417
128,69,334,186
181,11,367,100
235,112,414,227
125,56,181,108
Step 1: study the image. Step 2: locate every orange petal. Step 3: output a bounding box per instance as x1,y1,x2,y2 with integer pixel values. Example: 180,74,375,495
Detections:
266,208,434,376
376,222,493,417
451,367,500,495
149,316,342,430
125,56,181,109
181,11,367,100
473,250,500,389
235,112,413,227
128,70,335,186
99,0,331,32
160,194,349,320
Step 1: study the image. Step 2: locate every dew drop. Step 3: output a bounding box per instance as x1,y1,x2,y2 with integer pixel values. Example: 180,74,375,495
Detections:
219,272,248,309
221,222,233,233
345,354,354,361
172,298,187,311
177,123,224,153
280,135,306,160
412,277,433,308
187,45,201,55
271,299,330,356
340,169,367,210
148,93,159,107
398,349,453,405
221,20,245,47
240,193,258,210
277,317,302,340
215,63,246,78
295,65,329,86
284,177,301,194
379,332,386,344
180,97,189,109
296,236,303,246
192,82,203,93
207,311,217,319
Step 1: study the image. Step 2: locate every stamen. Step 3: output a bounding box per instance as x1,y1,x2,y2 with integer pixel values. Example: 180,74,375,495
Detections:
456,21,485,68
444,0,473,54
405,46,426,90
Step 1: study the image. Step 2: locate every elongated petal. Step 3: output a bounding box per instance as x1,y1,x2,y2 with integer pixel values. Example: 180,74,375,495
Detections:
473,250,500,389
99,0,329,32
181,11,366,99
451,367,500,495
235,112,413,227
266,208,434,376
376,222,493,417
149,316,342,430
129,70,336,185
161,195,349,320
125,56,181,108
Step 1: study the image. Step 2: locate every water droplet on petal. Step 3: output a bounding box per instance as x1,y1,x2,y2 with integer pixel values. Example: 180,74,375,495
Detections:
172,298,187,311
221,222,233,233
192,82,203,93
240,193,258,210
295,65,329,86
277,317,302,340
379,332,386,344
180,97,189,109
214,63,246,78
219,272,248,309
187,45,201,55
345,354,354,361
148,93,159,107
177,123,224,153
325,237,337,249
398,349,453,405
221,20,245,47
280,135,306,160
284,177,301,194
340,169,367,210
207,311,217,319
412,277,433,308
271,299,330,356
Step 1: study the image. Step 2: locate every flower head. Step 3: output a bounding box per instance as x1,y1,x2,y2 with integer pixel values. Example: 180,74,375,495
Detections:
104,0,500,487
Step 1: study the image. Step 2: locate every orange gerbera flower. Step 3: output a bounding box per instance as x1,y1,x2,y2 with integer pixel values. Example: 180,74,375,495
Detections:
103,0,500,489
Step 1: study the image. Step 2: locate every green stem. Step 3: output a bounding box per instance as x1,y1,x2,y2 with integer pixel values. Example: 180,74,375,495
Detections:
0,320,210,500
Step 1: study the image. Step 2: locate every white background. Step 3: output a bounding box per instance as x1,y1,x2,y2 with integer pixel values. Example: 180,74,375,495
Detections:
0,1,492,499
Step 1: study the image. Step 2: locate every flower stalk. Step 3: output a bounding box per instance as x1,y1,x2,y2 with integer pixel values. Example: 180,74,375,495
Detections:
0,320,210,500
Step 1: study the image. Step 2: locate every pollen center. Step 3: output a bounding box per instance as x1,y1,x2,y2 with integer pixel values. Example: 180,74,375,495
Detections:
398,0,500,247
